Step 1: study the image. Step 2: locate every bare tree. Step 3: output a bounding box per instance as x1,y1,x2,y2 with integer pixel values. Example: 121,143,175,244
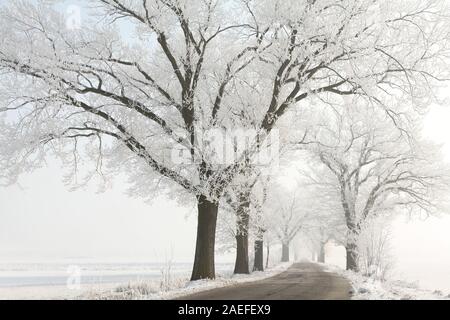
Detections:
1,0,449,280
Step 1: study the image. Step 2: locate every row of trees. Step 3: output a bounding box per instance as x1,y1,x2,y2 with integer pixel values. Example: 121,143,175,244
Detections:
291,103,449,272
218,97,449,274
1,0,450,279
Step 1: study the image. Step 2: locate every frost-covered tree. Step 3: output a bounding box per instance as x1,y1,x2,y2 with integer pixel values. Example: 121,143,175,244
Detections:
264,182,314,262
305,214,345,263
223,179,254,275
1,0,449,279
218,169,272,274
291,164,347,263
302,104,450,271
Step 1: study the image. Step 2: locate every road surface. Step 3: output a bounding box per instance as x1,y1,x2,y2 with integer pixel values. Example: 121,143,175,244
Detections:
178,263,352,300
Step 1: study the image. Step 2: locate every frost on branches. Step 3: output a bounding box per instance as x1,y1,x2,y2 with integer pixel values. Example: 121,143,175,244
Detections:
297,103,450,272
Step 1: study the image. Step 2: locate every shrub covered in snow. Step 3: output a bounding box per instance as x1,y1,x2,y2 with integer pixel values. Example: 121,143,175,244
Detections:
323,264,449,300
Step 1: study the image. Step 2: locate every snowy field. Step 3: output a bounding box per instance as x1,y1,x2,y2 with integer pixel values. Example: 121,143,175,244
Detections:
0,262,293,300
0,262,229,300
0,262,197,285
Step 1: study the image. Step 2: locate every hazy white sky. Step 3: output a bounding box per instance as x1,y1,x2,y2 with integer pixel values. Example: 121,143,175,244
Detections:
388,106,450,291
0,166,199,263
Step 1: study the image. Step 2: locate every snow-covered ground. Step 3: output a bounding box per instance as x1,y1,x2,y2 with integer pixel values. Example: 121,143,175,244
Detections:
0,262,225,300
322,264,450,300
81,263,293,300
0,262,292,300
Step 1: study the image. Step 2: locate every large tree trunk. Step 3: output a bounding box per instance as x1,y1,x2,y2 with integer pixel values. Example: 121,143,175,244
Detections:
281,242,290,262
234,195,250,274
346,242,359,272
191,195,219,281
265,243,270,269
318,242,325,263
253,239,264,272
234,233,250,274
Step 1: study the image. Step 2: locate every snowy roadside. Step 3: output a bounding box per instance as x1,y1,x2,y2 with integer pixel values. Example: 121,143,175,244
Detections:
0,283,119,300
81,263,293,300
322,264,450,300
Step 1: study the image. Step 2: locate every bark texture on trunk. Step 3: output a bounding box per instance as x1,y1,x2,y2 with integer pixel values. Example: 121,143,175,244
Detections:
191,195,219,281
345,218,360,272
234,233,250,274
281,243,290,262
234,194,250,274
340,184,360,272
346,243,359,272
253,240,264,272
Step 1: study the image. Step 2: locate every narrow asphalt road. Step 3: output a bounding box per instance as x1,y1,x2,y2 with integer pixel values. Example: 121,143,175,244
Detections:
177,263,352,300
